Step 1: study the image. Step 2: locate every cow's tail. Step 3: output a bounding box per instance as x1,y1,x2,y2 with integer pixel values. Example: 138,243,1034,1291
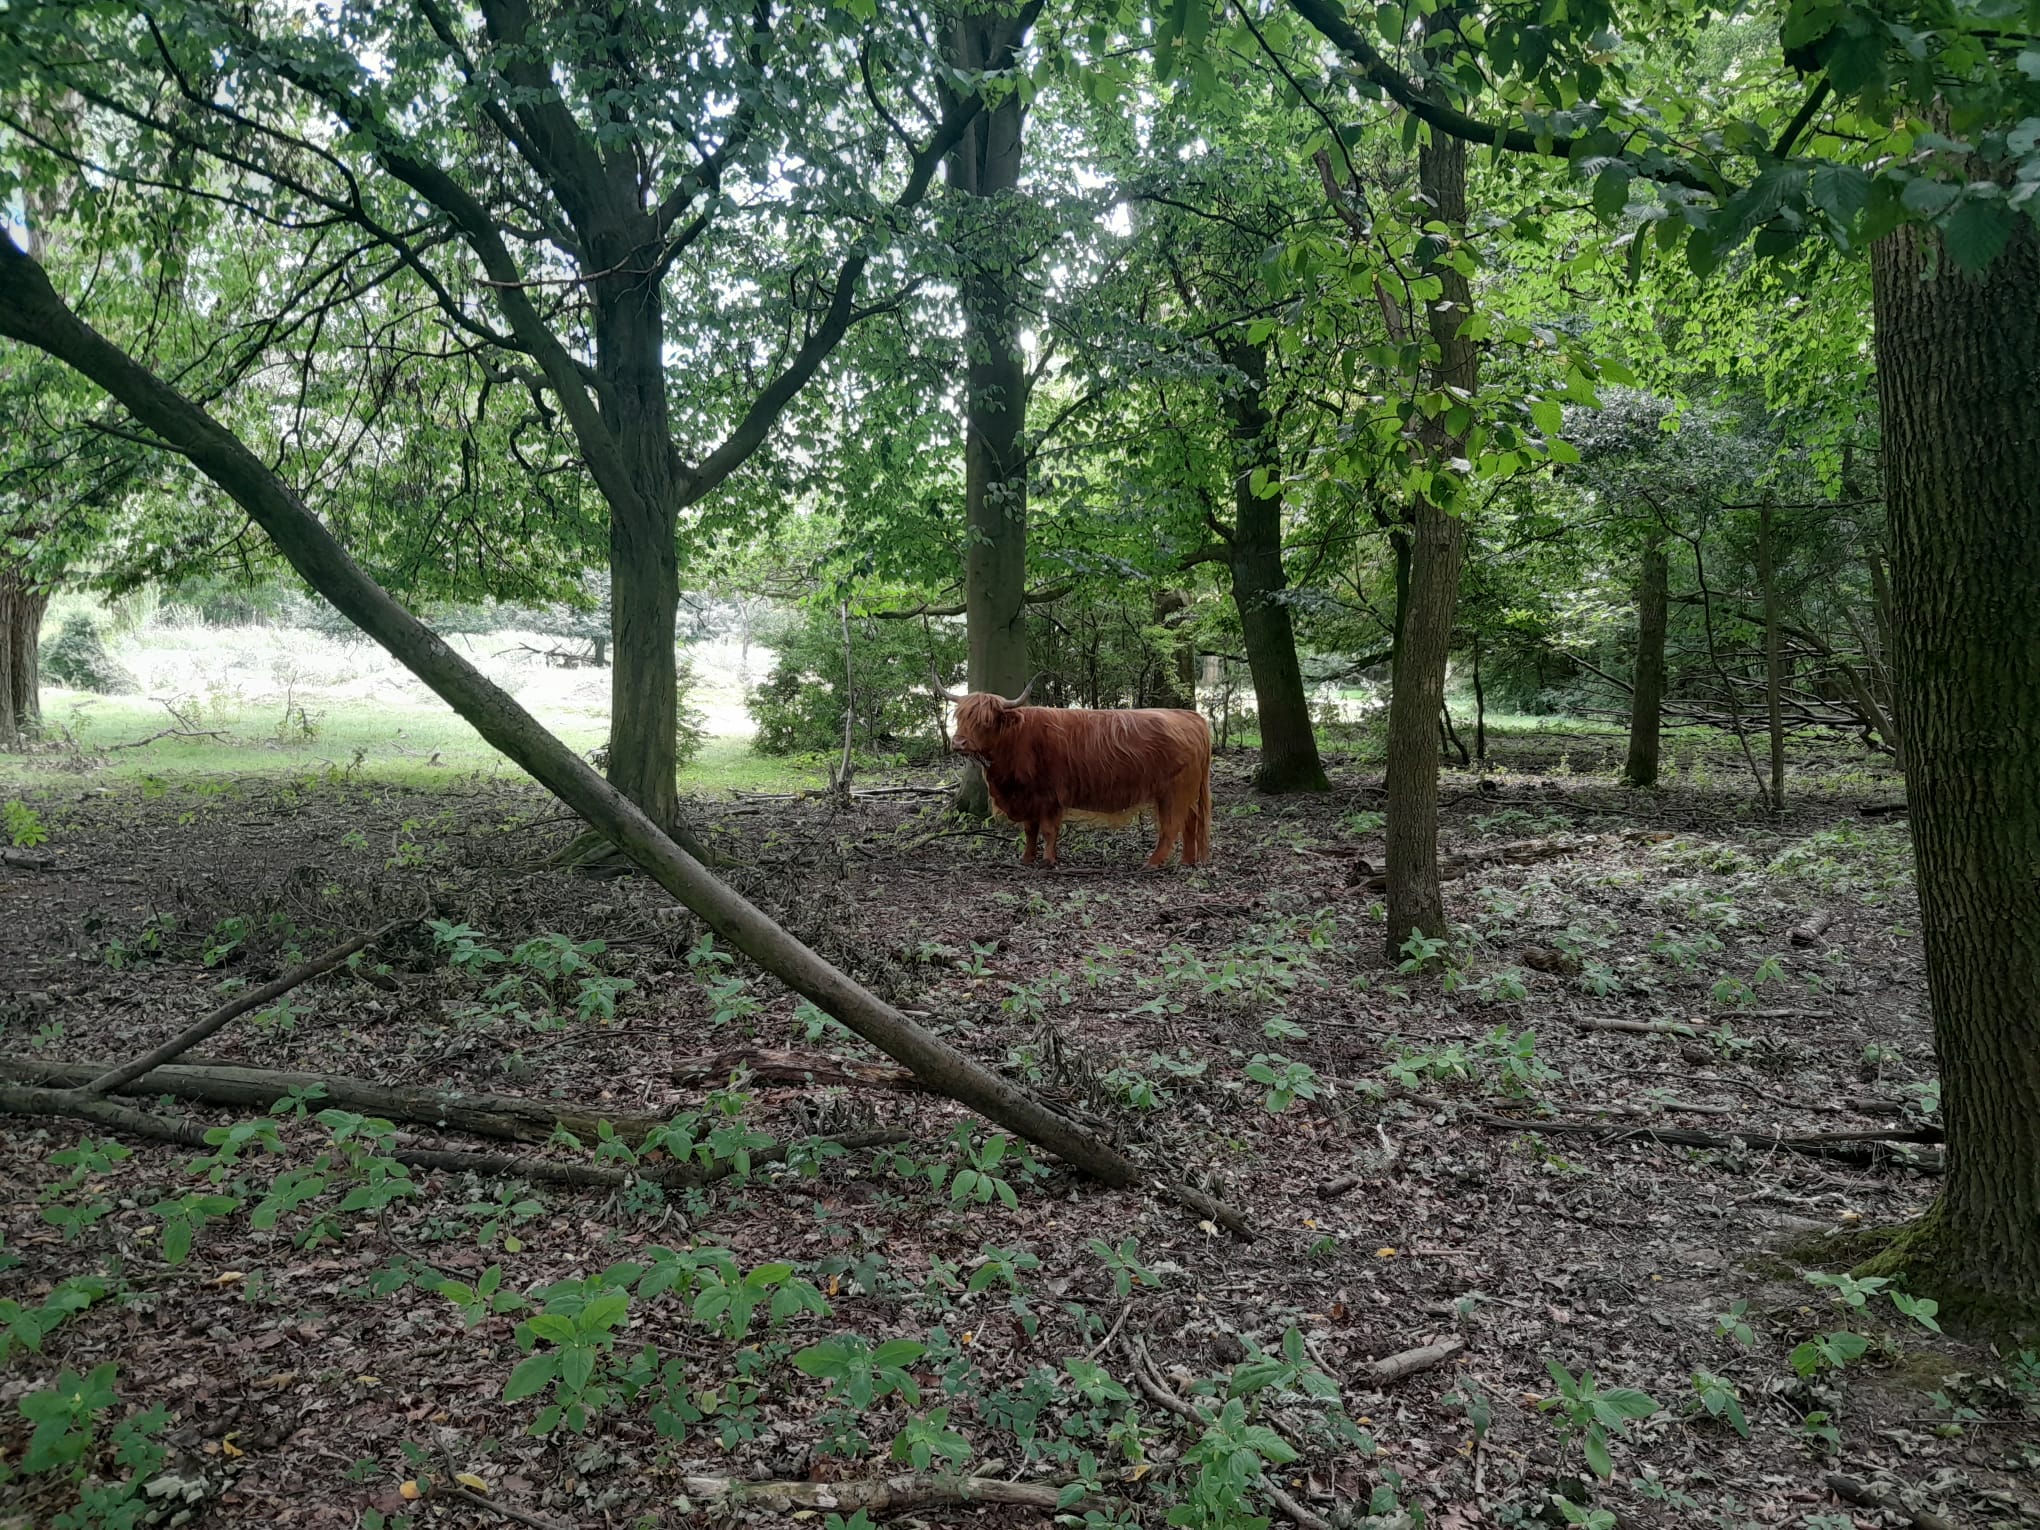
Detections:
1188,762,1213,865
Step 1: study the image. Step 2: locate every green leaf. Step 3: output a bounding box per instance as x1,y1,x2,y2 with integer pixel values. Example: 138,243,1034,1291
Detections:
1583,1423,1614,1479
1591,165,1631,225
1529,399,1563,435
503,1354,558,1402
1899,177,1962,216
1597,1387,1660,1420
1942,197,2016,273
1809,163,1871,225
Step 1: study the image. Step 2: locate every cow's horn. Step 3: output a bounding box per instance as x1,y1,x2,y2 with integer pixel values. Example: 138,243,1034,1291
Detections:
1007,672,1043,705
929,664,966,701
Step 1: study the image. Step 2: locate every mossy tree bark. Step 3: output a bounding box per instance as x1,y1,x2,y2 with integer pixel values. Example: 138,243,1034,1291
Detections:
1854,215,2040,1322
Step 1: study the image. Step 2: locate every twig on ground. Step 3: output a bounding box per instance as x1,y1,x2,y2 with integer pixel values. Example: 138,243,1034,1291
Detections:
80,916,420,1096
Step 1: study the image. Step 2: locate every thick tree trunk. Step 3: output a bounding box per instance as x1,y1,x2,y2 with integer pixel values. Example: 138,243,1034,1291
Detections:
594,277,682,835
1858,216,2040,1321
1760,503,1786,811
0,565,47,747
1623,538,1669,786
1383,126,1473,956
1222,339,1328,794
946,15,1031,818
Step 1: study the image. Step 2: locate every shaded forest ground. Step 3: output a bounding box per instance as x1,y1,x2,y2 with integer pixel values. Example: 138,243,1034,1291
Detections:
2,728,2036,1529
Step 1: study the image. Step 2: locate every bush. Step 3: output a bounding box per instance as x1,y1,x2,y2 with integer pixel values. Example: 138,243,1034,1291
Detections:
675,654,708,769
40,616,138,695
750,608,960,760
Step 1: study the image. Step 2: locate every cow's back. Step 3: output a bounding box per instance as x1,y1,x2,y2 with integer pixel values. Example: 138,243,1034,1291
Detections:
998,706,1209,816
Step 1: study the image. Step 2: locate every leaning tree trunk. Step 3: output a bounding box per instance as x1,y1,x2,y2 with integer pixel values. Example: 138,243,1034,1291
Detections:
1857,214,2040,1321
1759,503,1786,811
1382,126,1474,956
1222,339,1328,794
946,13,1032,818
1623,537,1669,786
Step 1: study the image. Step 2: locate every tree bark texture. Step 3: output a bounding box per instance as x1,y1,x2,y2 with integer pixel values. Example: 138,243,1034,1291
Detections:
1862,215,2040,1318
1623,538,1669,786
1150,589,1198,708
0,234,1219,1220
946,14,1032,818
0,564,47,747
1222,339,1328,793
593,274,683,835
1383,124,1473,956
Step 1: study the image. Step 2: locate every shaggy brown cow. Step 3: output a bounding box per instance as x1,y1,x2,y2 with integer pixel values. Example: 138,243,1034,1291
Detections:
936,675,1212,868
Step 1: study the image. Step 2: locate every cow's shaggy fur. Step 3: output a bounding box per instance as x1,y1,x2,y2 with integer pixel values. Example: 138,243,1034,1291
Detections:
949,694,1212,867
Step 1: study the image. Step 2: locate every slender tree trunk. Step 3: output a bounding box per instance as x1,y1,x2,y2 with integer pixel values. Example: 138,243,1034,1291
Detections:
1624,538,1669,786
1222,339,1328,793
1152,590,1197,709
1383,123,1473,956
1857,216,2040,1321
1471,633,1486,762
946,14,1031,818
1760,503,1786,811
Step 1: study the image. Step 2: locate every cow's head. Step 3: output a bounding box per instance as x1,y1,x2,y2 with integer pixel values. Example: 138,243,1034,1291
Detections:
933,672,1036,761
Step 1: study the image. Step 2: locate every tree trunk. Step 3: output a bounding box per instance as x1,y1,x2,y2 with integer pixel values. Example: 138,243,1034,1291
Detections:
0,565,47,747
594,276,682,835
1382,125,1473,956
1152,589,1197,709
1857,215,2040,1321
946,14,1031,818
1623,537,1669,786
1471,632,1487,761
1760,503,1786,811
1222,339,1329,794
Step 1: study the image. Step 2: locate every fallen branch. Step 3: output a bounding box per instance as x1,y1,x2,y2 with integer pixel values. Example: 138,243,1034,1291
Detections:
1348,835,1600,892
1822,1472,1958,1530
679,1472,1086,1514
1363,1336,1467,1386
103,726,233,751
1465,1111,1943,1172
0,1083,906,1189
2,1056,676,1144
1573,1017,1698,1038
1789,909,1837,947
1,847,58,870
671,1047,928,1093
80,917,418,1097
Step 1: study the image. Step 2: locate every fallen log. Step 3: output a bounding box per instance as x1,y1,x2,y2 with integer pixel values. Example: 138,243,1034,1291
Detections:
0,1056,674,1145
1789,908,1837,947
1823,1472,1957,1530
1573,1017,1698,1038
679,1472,1086,1515
1465,1110,1943,1172
1364,1336,1467,1386
1348,835,1600,893
0,1082,906,1190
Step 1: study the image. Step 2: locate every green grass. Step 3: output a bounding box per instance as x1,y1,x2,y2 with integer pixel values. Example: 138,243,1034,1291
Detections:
0,689,815,799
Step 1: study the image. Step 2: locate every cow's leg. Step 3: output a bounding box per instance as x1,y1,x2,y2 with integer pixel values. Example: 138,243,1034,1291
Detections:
1021,821,1040,865
1146,802,1181,868
1042,812,1065,868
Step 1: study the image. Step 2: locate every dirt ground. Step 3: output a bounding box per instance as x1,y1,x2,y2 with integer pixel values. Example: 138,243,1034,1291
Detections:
2,733,2035,1530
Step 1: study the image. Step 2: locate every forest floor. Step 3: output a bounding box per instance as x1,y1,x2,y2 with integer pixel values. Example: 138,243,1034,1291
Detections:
2,730,2036,1530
